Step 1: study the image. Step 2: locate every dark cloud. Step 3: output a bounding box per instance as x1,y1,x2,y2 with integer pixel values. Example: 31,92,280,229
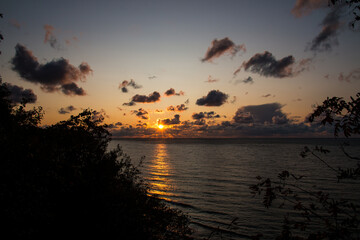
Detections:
202,37,246,62
131,108,149,120
233,103,290,125
291,0,327,18
164,88,184,96
119,79,142,93
44,24,61,50
11,44,91,96
205,75,219,83
58,105,77,114
123,101,136,106
105,122,123,129
158,114,181,125
155,109,163,113
131,91,160,103
192,111,220,120
196,90,228,106
261,94,273,98
4,83,37,104
307,6,342,52
338,68,360,82
234,51,296,78
60,82,86,96
234,76,254,85
167,104,188,112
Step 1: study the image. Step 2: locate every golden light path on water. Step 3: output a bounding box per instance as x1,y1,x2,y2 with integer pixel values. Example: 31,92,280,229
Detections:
147,143,174,201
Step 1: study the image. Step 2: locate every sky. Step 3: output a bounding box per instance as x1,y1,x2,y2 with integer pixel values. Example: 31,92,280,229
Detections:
1,0,360,138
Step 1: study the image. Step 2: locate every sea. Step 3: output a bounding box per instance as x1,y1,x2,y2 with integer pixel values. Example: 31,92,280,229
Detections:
108,138,360,239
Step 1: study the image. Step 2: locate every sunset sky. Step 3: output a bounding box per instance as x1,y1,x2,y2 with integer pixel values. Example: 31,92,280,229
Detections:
1,0,359,137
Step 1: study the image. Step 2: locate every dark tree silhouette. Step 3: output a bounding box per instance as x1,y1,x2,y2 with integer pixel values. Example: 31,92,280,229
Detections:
0,80,192,239
250,92,360,239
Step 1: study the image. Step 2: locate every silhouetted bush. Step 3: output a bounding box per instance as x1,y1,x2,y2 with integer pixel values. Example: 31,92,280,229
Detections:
0,80,192,239
250,93,360,239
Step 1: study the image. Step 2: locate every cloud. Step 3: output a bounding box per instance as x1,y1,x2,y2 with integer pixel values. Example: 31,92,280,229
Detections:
132,91,161,103
58,105,77,114
201,37,246,62
119,79,142,93
234,76,254,85
196,90,228,106
307,6,343,52
9,19,21,29
164,88,184,96
205,75,219,83
234,51,297,78
148,75,157,79
158,114,181,125
44,24,61,50
261,94,274,98
4,83,37,104
123,101,136,106
291,0,327,18
338,68,360,82
155,109,164,113
192,111,220,120
105,122,123,129
11,44,91,96
185,99,190,104
167,104,188,112
230,96,237,104
131,108,149,119
233,103,290,125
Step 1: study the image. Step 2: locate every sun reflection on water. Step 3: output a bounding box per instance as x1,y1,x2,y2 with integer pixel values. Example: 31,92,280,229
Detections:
147,143,174,201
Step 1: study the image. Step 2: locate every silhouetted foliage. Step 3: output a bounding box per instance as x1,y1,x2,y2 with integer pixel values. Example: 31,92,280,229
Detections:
250,92,360,239
0,80,192,239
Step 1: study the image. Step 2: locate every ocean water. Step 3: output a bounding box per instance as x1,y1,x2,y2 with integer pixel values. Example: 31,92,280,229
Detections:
108,138,360,239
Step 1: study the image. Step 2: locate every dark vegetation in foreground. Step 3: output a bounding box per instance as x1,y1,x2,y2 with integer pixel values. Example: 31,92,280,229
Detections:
251,93,360,239
0,80,192,239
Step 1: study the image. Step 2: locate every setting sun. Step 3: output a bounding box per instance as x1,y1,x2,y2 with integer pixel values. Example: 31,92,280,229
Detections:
158,124,164,129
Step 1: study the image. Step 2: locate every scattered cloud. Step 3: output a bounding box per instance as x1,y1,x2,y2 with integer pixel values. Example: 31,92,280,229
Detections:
44,24,62,50
192,111,220,120
9,19,21,29
124,91,161,106
291,0,327,18
158,114,181,125
148,75,157,79
185,99,190,104
307,5,343,53
338,68,360,82
261,94,275,98
201,37,246,62
131,108,149,119
155,109,164,113
233,103,290,125
167,104,188,112
234,76,254,85
4,83,37,104
58,105,76,114
105,122,123,129
230,96,237,104
119,79,142,93
164,88,184,96
196,90,228,106
205,75,219,83
234,51,309,78
11,44,91,96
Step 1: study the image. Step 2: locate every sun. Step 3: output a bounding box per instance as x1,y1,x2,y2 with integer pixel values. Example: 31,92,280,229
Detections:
158,124,164,129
